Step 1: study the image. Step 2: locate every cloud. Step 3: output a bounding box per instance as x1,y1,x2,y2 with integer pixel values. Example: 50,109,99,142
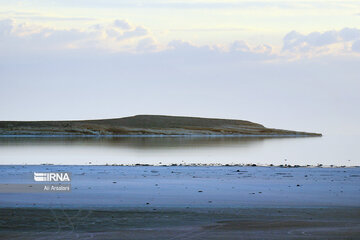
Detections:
168,40,211,52
0,11,96,21
168,27,246,32
0,18,274,59
117,26,148,40
230,41,272,55
1,18,360,60
0,19,97,51
352,40,360,52
0,19,14,36
163,39,275,64
339,28,360,41
283,30,338,51
254,44,272,54
113,19,132,30
230,40,250,52
15,16,95,21
282,28,360,54
0,18,153,53
12,0,356,11
136,37,158,52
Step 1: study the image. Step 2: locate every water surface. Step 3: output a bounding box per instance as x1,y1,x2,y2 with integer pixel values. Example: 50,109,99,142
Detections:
0,135,358,166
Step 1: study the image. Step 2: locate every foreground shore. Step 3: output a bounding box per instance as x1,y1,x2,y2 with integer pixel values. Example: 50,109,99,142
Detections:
1,165,359,239
1,207,359,239
1,165,359,208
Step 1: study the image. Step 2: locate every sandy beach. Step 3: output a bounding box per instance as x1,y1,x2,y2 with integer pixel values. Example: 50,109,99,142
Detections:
1,165,359,239
1,207,359,239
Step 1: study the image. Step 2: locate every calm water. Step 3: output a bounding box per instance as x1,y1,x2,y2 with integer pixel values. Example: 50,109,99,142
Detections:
0,135,358,166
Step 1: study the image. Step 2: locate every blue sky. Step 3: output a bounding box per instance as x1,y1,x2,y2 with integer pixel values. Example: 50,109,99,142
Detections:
0,0,360,135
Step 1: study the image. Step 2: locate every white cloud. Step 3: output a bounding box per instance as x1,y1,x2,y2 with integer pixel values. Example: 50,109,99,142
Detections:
1,18,360,59
117,26,148,40
0,18,153,54
352,40,360,52
0,10,95,21
0,19,13,36
282,28,360,55
136,37,158,52
168,39,272,56
254,44,272,54
168,40,211,52
163,39,276,64
230,40,250,52
113,19,132,30
339,28,360,41
8,0,357,10
225,41,274,61
0,18,274,58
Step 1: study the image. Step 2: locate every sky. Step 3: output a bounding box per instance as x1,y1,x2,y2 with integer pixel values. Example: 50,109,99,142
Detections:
0,0,360,135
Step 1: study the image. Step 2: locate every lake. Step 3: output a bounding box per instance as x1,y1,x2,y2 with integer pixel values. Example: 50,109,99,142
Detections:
0,135,357,166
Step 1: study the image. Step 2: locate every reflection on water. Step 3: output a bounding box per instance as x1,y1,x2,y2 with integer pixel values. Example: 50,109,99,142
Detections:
0,135,358,166
0,136,270,149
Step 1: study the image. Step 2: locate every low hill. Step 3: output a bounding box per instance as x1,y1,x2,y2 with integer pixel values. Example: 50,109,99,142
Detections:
0,115,322,137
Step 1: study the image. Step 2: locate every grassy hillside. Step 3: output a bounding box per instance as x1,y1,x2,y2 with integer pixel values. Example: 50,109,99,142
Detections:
0,115,322,136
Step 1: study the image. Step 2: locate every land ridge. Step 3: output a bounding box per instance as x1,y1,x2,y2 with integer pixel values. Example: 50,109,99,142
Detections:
0,115,322,136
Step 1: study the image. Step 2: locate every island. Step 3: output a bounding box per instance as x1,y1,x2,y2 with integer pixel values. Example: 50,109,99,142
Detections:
0,115,322,137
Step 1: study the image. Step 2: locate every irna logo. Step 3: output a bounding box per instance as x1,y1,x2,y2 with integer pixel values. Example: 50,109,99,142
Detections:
34,172,71,182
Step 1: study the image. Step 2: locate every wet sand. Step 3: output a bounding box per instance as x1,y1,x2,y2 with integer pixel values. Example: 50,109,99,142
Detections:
1,165,360,239
1,207,359,239
1,165,359,208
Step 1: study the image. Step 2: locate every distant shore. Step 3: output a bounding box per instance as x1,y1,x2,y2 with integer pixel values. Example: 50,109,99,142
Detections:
0,134,321,138
0,115,322,137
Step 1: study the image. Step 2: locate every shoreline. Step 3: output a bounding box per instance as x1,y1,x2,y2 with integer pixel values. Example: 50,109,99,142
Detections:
1,165,359,208
0,164,358,168
1,165,359,239
0,134,322,138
